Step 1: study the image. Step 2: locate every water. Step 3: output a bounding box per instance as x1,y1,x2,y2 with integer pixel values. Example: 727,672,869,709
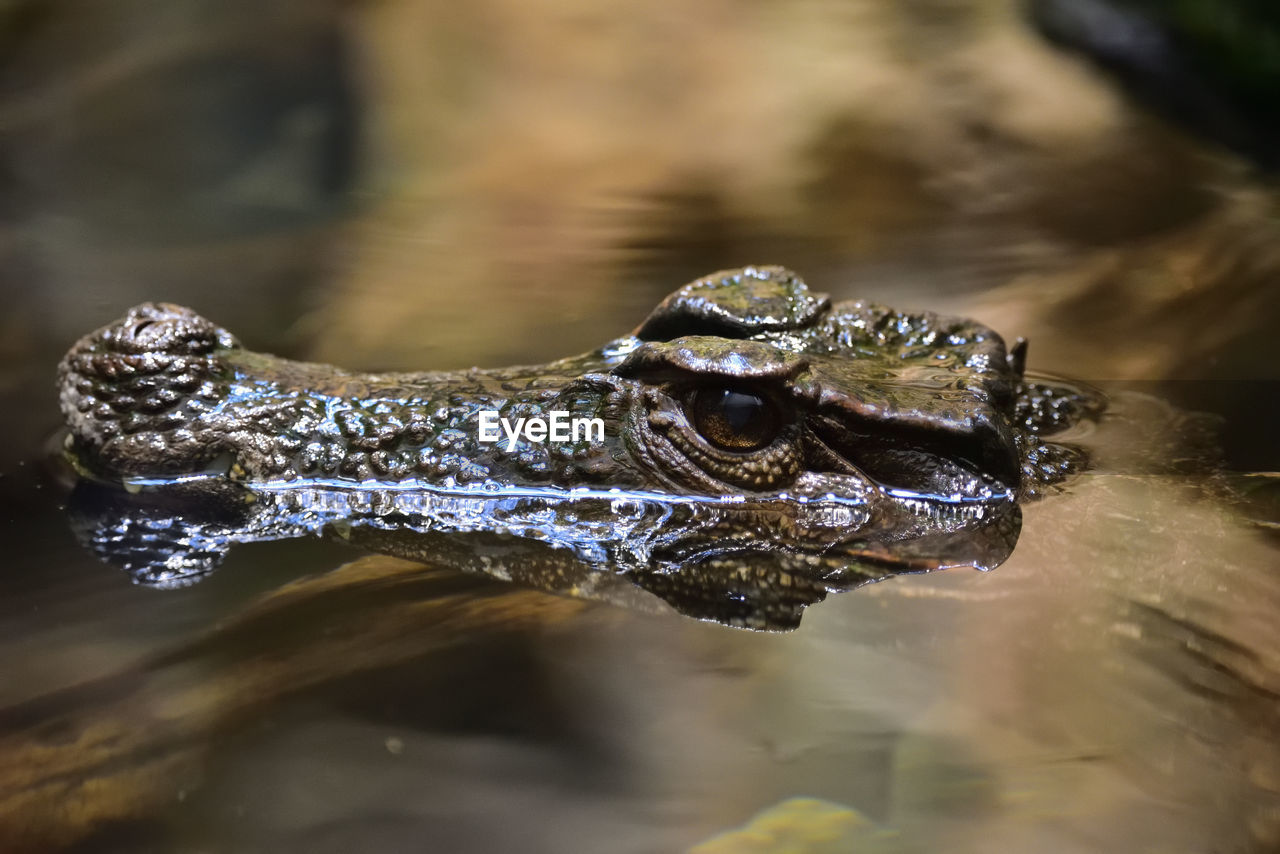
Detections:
2,1,1279,851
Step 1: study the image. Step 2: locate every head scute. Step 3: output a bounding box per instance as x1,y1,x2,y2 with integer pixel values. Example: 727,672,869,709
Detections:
634,266,831,341
614,336,809,382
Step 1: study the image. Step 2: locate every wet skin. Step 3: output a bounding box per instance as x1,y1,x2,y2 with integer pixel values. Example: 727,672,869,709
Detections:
57,266,1101,629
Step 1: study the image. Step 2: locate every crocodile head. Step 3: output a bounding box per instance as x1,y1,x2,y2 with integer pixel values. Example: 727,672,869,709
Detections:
59,267,1101,629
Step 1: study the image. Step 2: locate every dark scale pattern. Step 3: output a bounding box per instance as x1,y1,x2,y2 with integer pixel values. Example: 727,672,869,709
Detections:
203,364,626,487
59,268,1101,502
1014,433,1092,501
1015,379,1107,435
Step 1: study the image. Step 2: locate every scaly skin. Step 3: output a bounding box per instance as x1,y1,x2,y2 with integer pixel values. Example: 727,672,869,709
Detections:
59,265,1089,494
57,266,1102,629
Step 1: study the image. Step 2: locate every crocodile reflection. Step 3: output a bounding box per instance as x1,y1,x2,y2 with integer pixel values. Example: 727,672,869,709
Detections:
67,473,1028,630
58,266,1102,629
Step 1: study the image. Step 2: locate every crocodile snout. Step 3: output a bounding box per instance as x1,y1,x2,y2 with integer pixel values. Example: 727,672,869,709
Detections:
98,303,237,357
57,304,238,477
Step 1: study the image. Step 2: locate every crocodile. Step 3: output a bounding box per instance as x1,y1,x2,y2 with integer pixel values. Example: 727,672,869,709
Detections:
57,266,1102,629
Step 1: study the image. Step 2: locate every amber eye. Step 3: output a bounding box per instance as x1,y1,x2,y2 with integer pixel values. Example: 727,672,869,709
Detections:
688,387,782,452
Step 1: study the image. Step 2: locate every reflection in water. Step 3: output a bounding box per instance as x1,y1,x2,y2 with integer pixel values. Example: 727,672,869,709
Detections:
1,392,1274,854
67,473,1021,631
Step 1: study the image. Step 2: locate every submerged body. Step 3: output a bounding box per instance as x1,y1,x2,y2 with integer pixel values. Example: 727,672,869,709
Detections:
58,267,1100,628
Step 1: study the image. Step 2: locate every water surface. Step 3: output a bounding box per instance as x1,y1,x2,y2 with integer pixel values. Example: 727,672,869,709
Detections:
1,1,1278,851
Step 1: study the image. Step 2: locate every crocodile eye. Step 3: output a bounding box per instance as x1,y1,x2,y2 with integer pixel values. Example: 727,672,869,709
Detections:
689,387,781,452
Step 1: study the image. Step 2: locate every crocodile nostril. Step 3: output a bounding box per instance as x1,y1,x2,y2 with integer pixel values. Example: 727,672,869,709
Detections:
132,320,157,337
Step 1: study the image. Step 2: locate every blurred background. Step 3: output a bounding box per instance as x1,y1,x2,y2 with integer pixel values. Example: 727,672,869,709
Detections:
2,0,1278,467
1,1,1278,851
